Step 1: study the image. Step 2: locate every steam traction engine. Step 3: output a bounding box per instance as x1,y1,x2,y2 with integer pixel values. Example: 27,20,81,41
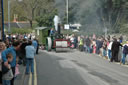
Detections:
46,24,70,52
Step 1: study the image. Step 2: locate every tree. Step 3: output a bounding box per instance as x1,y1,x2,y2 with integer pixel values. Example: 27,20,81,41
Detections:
19,0,40,28
100,0,128,33
3,0,8,21
12,0,56,28
35,0,57,27
11,1,26,21
36,9,57,27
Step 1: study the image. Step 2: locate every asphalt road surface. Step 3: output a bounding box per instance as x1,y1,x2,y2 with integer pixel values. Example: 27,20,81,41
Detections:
36,50,128,85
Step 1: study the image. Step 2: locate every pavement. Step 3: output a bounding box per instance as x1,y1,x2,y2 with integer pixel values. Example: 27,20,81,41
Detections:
14,64,26,85
14,49,128,85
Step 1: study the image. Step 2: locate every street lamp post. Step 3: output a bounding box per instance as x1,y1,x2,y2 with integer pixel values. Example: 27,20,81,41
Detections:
66,0,69,24
8,0,11,33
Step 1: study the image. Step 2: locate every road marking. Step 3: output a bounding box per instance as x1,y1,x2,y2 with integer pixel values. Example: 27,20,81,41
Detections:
34,58,37,85
28,58,37,85
29,73,32,85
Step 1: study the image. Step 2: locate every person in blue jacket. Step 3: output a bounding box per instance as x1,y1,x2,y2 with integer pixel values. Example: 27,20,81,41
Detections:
121,41,128,64
32,39,38,51
2,41,21,85
25,40,36,74
50,28,55,36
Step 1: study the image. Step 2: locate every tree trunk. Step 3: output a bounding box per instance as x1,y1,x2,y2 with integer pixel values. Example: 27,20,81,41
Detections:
30,8,35,29
29,20,33,28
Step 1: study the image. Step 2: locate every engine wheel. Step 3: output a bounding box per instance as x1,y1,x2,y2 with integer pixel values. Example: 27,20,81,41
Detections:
46,37,52,51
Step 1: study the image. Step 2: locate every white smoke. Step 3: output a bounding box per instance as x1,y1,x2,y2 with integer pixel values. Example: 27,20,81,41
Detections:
53,15,60,31
55,0,105,34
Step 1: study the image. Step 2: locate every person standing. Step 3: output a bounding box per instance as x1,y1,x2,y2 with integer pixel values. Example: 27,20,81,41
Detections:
119,36,123,43
25,41,36,74
32,39,38,51
35,39,39,54
20,39,28,66
121,41,128,64
2,53,13,85
74,36,78,49
85,37,91,53
0,42,6,85
0,50,2,85
96,38,103,54
107,41,113,60
70,34,75,49
102,39,108,59
111,38,122,62
79,36,84,51
50,28,55,36
2,41,21,85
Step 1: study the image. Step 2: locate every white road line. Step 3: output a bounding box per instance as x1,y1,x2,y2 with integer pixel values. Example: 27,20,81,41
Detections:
34,58,37,85
29,73,32,85
28,58,37,85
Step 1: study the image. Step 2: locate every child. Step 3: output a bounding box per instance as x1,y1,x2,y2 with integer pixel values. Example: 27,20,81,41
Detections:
2,53,13,85
15,57,20,77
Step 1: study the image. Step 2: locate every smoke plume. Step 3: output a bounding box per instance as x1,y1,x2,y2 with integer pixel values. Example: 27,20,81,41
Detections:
55,0,106,34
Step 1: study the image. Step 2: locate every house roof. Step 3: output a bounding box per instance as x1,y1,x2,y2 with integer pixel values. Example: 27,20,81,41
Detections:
4,22,31,28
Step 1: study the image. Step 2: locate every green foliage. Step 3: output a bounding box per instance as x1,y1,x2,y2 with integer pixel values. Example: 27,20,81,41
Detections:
10,28,32,34
3,0,8,21
35,9,57,27
36,14,53,27
3,0,128,34
3,0,56,28
120,24,128,34
61,29,74,35
100,0,128,33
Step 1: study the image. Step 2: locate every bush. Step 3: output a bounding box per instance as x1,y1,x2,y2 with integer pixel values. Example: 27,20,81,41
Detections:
8,28,33,34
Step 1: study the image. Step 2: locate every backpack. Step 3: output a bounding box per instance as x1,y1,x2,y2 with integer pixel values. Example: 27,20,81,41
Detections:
2,68,13,80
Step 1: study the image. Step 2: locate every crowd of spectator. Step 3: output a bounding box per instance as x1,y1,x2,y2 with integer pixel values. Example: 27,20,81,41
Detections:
0,33,39,85
0,32,127,85
66,34,128,64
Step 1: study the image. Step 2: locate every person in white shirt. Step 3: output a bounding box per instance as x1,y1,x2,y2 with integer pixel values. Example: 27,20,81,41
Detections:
108,41,113,60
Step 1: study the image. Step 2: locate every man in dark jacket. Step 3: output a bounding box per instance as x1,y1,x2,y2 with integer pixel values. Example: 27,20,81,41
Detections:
20,39,28,66
96,38,103,54
111,38,122,62
85,37,91,53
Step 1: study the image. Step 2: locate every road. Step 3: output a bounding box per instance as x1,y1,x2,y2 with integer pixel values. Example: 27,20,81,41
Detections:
35,50,128,85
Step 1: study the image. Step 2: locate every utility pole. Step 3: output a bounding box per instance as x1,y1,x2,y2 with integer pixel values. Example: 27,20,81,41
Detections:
0,0,2,40
0,0,4,40
8,0,11,34
2,0,4,40
66,0,69,24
